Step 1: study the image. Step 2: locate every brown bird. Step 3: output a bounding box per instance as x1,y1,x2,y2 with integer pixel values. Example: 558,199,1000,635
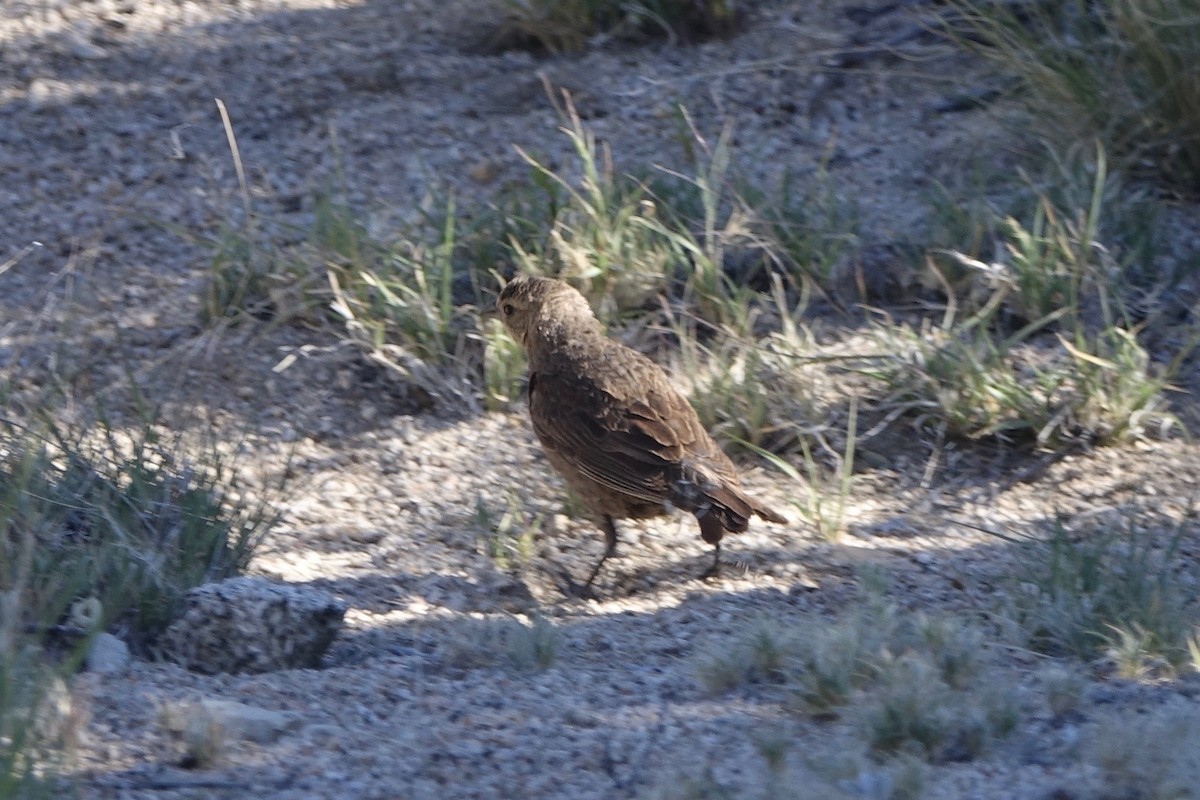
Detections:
495,275,786,595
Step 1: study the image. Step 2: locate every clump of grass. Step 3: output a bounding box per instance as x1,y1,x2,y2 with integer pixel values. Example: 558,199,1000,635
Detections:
871,150,1193,448
1,531,77,799
1,431,115,796
696,597,1016,763
504,615,560,670
673,301,823,456
871,316,1183,447
695,617,801,694
327,192,489,409
683,333,808,452
755,162,862,295
1009,511,1198,674
489,0,741,53
740,392,857,542
0,656,76,799
481,317,528,410
859,653,1017,762
511,98,685,321
925,145,1161,318
947,0,1200,196
200,220,275,324
789,600,900,714
513,97,819,336
1,421,272,649
189,209,331,327
1038,663,1086,719
1088,706,1200,800
188,101,328,326
439,615,560,672
472,491,542,570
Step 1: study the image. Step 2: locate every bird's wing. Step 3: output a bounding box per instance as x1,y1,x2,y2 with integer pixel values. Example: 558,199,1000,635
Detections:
535,350,739,506
528,363,695,505
591,349,744,482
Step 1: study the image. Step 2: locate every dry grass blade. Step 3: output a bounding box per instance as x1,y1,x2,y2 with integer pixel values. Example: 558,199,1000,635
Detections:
945,0,1200,195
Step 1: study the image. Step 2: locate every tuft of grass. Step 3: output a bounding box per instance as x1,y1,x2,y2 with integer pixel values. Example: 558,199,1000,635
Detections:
481,317,529,410
694,617,799,694
513,97,823,337
504,615,560,671
511,97,683,322
200,221,275,324
649,115,766,332
1088,707,1200,800
327,194,488,410
857,655,949,758
755,162,862,295
789,603,898,715
870,152,1195,449
439,615,560,672
924,145,1162,321
696,596,1015,763
1,421,272,649
1038,663,1086,719
870,316,1185,447
947,0,1200,196
0,566,76,799
472,491,542,570
1010,510,1198,673
188,101,329,326
675,321,822,457
914,612,985,691
741,393,857,542
0,434,100,796
860,654,1017,762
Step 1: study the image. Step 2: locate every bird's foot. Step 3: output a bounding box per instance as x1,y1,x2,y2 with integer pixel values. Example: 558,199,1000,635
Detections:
700,543,723,580
545,563,598,600
725,555,751,576
702,556,749,580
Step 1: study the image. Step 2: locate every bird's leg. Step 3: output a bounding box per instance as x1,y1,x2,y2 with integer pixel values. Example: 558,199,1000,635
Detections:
578,515,620,595
700,541,722,579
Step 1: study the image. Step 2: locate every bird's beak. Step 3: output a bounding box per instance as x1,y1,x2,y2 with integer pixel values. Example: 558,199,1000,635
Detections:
479,297,499,318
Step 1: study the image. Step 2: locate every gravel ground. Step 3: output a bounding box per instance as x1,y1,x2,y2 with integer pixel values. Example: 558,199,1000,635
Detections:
3,1,1199,798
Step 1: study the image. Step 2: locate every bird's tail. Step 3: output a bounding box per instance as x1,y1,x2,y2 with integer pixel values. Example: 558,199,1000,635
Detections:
750,498,787,525
693,483,786,544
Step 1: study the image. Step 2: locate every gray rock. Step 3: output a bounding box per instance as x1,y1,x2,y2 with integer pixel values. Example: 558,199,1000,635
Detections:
159,577,346,675
85,632,131,674
164,699,301,744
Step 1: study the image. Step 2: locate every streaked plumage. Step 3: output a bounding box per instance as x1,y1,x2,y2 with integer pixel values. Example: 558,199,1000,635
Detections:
496,275,785,594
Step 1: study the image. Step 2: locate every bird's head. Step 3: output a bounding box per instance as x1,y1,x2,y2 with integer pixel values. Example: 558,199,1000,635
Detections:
494,275,597,349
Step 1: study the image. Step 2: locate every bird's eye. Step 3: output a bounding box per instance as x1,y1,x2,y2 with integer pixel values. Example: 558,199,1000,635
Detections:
503,303,515,316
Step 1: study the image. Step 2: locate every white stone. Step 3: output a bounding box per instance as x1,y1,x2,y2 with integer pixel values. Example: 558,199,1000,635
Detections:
85,633,130,674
